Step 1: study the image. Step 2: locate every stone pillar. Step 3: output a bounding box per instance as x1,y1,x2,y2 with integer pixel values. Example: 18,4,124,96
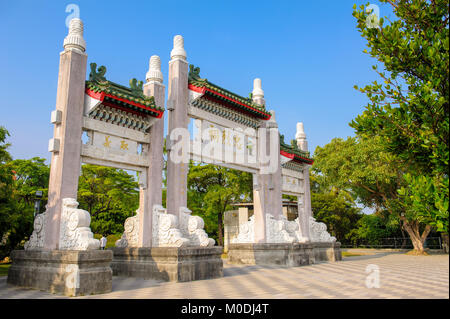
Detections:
138,55,165,247
303,166,313,219
252,177,266,243
297,193,310,240
296,122,312,241
166,35,189,218
252,79,282,242
266,110,282,220
238,207,249,225
282,206,288,219
44,18,87,250
252,78,267,243
224,225,229,253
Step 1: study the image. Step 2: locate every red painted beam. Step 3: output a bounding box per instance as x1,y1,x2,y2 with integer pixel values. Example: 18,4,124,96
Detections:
280,150,314,165
85,87,163,118
188,84,271,120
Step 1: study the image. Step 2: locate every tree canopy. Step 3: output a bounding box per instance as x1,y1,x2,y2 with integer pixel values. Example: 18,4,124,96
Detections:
351,0,449,175
0,128,50,259
188,163,253,246
77,164,139,235
348,0,449,253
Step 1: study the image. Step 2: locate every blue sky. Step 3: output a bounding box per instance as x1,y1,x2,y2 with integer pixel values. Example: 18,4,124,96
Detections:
1,0,394,162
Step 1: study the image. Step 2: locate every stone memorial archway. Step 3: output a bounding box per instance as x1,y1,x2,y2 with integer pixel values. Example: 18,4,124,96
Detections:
7,18,340,297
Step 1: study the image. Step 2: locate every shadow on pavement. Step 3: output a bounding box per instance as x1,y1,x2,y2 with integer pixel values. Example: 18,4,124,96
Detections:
222,251,407,277
340,251,405,262
110,277,164,292
223,262,300,278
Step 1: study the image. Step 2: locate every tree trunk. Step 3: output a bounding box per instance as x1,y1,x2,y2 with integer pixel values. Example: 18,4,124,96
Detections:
402,219,432,255
217,211,223,247
400,227,408,248
441,233,449,253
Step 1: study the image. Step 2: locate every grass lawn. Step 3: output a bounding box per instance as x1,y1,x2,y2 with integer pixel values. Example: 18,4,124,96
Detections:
0,263,11,276
94,233,121,248
342,251,363,257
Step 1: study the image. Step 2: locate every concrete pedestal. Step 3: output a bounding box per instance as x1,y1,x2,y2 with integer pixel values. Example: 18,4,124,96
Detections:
111,246,223,282
312,242,342,262
228,242,341,266
227,243,315,266
7,249,113,297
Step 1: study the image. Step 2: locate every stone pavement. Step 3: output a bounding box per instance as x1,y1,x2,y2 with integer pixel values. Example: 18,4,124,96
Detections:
0,252,448,299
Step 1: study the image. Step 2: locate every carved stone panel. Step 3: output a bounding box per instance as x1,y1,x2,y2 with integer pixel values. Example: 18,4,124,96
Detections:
58,198,100,250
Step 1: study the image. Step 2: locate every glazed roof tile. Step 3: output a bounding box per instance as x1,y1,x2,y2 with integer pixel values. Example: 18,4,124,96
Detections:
280,135,314,165
188,65,271,120
85,63,163,118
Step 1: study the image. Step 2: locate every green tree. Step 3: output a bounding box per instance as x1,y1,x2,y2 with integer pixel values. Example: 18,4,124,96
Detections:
0,126,16,259
351,1,449,253
398,173,449,247
4,158,50,258
349,213,403,246
188,163,252,246
311,190,362,245
310,171,363,244
0,126,11,164
0,130,50,259
77,164,139,235
313,136,435,253
8,157,49,208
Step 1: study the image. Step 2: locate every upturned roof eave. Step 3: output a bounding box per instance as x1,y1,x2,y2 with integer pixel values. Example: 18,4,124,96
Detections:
85,82,163,118
280,148,313,165
188,81,271,120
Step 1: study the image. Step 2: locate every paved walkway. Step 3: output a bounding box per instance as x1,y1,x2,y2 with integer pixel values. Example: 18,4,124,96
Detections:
0,252,448,299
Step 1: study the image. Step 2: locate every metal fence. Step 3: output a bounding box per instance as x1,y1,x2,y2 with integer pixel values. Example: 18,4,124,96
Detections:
341,237,443,249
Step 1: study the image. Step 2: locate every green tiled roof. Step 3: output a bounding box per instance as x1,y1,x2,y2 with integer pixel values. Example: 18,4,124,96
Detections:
86,63,163,113
188,65,271,119
280,134,313,164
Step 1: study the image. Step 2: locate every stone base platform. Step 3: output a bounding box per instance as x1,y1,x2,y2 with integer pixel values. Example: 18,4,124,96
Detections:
228,242,341,266
111,246,223,282
7,249,113,297
227,243,315,266
312,242,342,262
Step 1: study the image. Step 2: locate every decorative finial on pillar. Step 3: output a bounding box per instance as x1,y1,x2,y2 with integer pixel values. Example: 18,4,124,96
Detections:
267,110,278,128
252,78,265,106
170,35,186,60
295,122,308,151
63,18,86,53
269,110,276,122
146,55,163,83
